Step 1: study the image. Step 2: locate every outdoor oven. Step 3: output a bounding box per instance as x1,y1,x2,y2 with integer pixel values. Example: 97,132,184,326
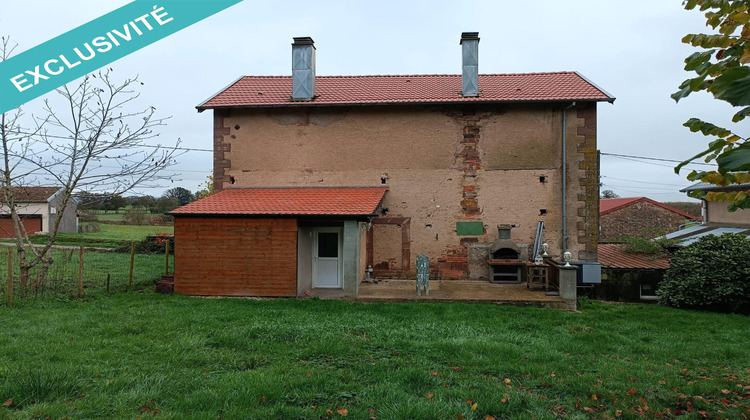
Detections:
488,225,528,283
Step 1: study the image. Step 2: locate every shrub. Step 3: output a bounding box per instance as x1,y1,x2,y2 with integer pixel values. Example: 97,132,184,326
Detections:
114,234,174,254
78,223,100,233
658,233,750,314
77,212,97,222
149,214,174,224
617,235,678,259
123,207,148,225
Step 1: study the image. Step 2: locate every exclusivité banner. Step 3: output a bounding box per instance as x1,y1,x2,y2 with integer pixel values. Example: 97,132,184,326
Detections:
0,0,242,114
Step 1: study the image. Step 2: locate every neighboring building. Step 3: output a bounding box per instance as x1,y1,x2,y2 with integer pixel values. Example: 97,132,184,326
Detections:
663,182,750,244
0,187,78,238
681,182,750,226
599,197,701,241
171,33,614,297
596,243,670,302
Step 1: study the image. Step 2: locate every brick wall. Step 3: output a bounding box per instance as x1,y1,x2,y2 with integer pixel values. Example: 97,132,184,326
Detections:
215,103,600,278
574,104,600,261
213,110,232,192
600,202,692,241
174,217,297,296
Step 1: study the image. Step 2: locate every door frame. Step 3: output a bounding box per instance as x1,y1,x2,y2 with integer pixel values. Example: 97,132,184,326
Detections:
312,227,343,288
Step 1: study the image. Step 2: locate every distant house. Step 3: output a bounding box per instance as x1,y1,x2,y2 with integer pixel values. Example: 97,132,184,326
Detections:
0,187,78,238
171,33,614,297
663,182,750,244
599,197,700,241
596,243,670,302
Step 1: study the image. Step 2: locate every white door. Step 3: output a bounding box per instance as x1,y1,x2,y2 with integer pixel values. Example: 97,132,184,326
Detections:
313,228,342,288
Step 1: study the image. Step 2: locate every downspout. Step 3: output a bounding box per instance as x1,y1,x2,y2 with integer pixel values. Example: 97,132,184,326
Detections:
561,102,576,254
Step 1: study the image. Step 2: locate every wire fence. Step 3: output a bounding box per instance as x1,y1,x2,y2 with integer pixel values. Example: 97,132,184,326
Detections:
1,246,172,305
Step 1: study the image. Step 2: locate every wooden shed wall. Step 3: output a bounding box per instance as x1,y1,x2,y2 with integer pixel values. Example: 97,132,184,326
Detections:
174,217,298,296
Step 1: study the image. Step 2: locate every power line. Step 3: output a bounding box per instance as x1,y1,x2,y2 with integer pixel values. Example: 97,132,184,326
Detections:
9,130,213,153
601,183,680,192
600,152,716,167
604,185,688,196
603,154,708,170
138,144,212,153
601,176,689,187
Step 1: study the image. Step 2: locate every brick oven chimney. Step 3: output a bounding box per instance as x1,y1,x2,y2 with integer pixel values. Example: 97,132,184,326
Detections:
292,37,316,101
460,32,480,97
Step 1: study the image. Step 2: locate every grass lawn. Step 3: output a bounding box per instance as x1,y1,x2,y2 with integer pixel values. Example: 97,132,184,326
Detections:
89,213,126,222
0,250,172,301
0,296,748,419
0,223,174,249
74,223,173,243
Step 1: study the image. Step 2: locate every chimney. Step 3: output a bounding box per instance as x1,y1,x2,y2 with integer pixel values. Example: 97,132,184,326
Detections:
460,32,480,97
497,224,512,240
292,37,316,101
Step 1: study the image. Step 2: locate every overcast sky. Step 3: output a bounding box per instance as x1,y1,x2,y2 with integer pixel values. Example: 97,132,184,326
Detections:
1,1,731,202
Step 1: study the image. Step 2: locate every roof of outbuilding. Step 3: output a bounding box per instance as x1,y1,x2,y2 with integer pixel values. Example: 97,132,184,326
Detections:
662,223,750,245
5,187,62,202
598,244,671,270
600,197,700,220
197,72,615,110
680,181,750,192
169,187,388,216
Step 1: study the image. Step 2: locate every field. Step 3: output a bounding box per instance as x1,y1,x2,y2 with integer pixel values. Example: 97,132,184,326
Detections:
0,249,172,301
0,219,174,301
0,223,175,249
1,296,748,419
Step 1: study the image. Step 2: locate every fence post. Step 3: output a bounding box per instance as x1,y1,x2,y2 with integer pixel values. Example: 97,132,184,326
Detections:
164,239,170,276
128,241,135,287
78,246,84,298
7,248,12,308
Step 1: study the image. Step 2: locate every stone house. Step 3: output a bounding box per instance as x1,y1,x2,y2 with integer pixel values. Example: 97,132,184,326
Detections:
599,197,701,241
171,33,614,297
0,186,78,238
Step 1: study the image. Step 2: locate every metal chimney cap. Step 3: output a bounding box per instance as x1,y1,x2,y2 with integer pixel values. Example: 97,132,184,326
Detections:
292,37,315,45
460,32,480,44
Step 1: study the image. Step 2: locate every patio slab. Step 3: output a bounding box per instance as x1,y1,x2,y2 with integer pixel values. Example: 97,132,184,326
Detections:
353,279,575,310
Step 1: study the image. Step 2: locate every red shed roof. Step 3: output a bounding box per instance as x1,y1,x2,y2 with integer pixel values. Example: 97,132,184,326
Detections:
600,197,700,220
6,186,62,202
197,72,614,110
170,187,388,216
598,244,670,270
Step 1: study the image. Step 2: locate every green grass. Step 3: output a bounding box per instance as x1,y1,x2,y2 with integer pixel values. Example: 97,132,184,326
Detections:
0,223,173,249
91,212,127,222
0,249,171,302
0,297,748,419
77,223,173,242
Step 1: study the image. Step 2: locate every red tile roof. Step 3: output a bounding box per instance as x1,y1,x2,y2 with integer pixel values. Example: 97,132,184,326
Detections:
6,187,61,202
600,197,700,220
197,72,614,110
170,187,388,216
598,244,670,269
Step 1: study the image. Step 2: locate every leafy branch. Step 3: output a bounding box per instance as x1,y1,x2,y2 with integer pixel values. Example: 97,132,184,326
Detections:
673,0,750,210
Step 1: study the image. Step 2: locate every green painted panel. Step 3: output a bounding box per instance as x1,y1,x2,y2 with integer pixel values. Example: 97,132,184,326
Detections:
456,221,484,236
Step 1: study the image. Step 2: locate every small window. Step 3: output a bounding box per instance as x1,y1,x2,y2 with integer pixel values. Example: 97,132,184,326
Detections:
317,232,338,258
640,281,658,301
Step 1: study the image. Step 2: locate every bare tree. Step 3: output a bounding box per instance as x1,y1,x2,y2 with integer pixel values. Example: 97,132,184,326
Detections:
600,189,620,199
0,36,181,289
